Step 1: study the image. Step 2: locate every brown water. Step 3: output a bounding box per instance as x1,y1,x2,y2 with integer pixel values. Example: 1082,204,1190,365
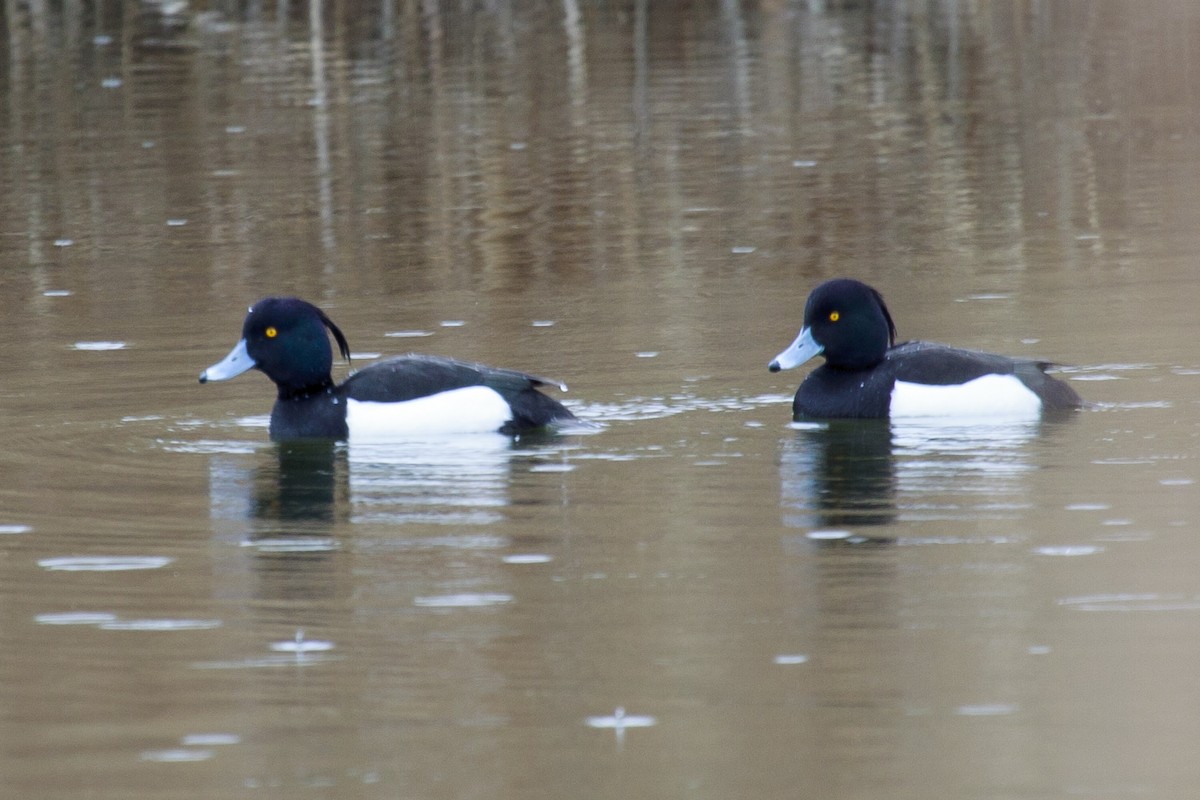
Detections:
3,2,1200,798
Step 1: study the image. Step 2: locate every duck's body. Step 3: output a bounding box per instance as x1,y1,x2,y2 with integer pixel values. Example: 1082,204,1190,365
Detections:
769,279,1083,420
200,298,575,440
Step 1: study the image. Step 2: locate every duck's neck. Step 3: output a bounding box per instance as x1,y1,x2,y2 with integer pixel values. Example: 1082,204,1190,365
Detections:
277,378,336,402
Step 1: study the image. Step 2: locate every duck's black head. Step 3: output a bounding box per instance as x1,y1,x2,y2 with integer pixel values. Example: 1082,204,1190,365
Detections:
200,297,352,397
769,278,897,372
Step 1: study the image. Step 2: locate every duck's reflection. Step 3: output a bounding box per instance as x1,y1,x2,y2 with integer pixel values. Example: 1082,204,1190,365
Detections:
781,416,1074,535
780,420,897,530
250,440,346,529
206,433,573,601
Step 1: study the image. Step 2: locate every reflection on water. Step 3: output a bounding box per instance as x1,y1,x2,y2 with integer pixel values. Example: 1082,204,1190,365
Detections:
782,416,1075,534
780,420,897,530
209,433,574,539
348,435,520,527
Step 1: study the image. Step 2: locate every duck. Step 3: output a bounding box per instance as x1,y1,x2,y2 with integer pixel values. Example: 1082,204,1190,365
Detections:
767,278,1083,420
199,297,576,440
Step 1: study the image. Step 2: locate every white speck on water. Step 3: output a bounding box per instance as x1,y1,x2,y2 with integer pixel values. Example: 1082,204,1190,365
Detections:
271,630,334,653
1034,545,1104,557
35,611,118,625
1027,645,1052,655
440,320,466,327
73,341,127,351
0,524,32,534
1075,233,1101,241
225,125,246,134
635,351,659,358
1101,519,1132,526
240,537,339,554
532,320,556,327
1058,593,1200,612
806,529,852,541
774,654,809,665
140,749,214,763
731,245,757,254
1066,503,1110,511
586,706,657,740
1020,338,1041,345
53,238,74,247
43,289,72,297
350,352,381,360
38,555,173,572
100,619,222,632
529,463,575,473
792,159,818,168
166,219,188,227
142,140,156,148
181,733,240,747
1160,478,1194,486
414,593,513,608
510,141,527,150
502,554,553,565
385,330,434,338
956,703,1017,716
101,77,122,89
93,34,113,46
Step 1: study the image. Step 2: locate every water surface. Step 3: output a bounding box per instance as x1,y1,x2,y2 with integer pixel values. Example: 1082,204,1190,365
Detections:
3,2,1200,798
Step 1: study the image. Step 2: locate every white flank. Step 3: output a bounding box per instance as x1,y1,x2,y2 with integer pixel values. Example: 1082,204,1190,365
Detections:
890,374,1042,419
346,386,512,440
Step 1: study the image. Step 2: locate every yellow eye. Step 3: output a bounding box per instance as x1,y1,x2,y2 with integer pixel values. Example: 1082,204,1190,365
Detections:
265,327,278,338
829,311,840,322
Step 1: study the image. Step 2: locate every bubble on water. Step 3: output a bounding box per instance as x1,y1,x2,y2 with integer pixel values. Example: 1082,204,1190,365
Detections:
53,238,74,247
532,320,556,327
0,524,32,534
100,619,222,632
241,537,339,554
36,611,118,625
38,555,173,572
181,733,240,746
166,219,188,227
502,554,553,565
101,77,122,89
586,707,657,730
1065,503,1110,511
731,245,757,254
774,654,809,665
806,529,852,541
635,351,659,358
440,320,466,327
586,707,656,747
1034,545,1103,557
43,289,72,297
271,630,334,653
72,341,127,351
414,593,513,608
385,330,434,338
956,703,1017,716
529,463,575,473
140,749,213,762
